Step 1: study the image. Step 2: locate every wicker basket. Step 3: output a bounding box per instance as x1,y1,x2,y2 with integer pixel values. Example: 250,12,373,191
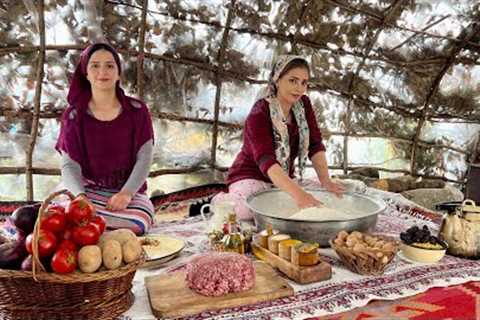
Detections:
0,291,134,320
0,189,145,320
330,233,399,276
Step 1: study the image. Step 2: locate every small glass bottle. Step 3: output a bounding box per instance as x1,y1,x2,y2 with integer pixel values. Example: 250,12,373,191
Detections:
221,213,245,254
222,212,239,234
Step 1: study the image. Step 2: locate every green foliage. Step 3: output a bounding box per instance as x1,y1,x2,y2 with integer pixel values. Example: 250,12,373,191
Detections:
415,146,446,176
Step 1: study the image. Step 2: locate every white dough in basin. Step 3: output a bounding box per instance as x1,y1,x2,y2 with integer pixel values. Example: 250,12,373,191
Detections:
289,206,352,221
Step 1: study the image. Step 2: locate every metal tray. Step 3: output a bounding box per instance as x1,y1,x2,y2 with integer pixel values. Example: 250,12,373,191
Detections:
246,189,386,247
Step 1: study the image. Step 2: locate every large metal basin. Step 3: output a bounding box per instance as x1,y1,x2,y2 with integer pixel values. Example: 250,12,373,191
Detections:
246,189,385,247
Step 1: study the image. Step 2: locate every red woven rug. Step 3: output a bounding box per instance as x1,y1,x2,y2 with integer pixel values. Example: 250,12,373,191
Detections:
309,281,480,320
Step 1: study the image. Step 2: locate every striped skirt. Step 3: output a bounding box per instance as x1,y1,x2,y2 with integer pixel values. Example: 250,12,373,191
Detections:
85,187,155,236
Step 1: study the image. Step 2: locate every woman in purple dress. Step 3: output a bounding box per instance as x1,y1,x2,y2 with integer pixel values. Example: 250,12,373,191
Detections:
213,55,344,221
56,43,154,235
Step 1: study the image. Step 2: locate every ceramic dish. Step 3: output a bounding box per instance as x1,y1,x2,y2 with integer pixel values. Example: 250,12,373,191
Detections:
140,234,185,268
400,241,447,264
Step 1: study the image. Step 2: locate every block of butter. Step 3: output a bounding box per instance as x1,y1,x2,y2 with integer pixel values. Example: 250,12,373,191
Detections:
278,239,302,261
268,234,291,254
291,243,319,266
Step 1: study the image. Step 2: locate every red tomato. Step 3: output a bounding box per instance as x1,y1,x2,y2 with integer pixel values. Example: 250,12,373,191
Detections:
72,224,100,246
67,198,95,226
41,212,66,233
57,239,77,251
51,248,77,273
46,204,65,215
90,215,106,234
25,230,57,257
59,228,73,241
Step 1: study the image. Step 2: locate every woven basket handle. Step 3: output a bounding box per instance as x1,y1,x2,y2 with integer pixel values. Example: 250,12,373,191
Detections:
32,189,75,280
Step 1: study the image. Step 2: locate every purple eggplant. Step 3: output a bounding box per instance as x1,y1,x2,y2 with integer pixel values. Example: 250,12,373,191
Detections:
11,203,40,235
0,231,9,245
21,255,33,271
0,237,28,270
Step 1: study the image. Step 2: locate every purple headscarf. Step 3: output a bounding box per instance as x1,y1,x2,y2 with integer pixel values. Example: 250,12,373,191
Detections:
67,43,125,109
56,43,154,193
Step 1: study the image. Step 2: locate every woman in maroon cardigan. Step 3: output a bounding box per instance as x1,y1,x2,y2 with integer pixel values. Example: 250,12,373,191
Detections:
213,55,344,220
56,43,155,235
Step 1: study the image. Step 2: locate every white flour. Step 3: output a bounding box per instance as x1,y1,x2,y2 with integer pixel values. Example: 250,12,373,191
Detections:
289,206,353,221
248,190,383,220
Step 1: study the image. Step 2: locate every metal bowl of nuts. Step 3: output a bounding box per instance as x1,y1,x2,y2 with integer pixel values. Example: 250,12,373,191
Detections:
330,230,399,275
247,189,385,247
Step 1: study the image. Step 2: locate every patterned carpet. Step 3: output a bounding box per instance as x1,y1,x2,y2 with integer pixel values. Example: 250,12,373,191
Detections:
311,281,480,319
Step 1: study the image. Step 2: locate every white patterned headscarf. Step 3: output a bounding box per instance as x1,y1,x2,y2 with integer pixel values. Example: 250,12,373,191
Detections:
258,55,310,180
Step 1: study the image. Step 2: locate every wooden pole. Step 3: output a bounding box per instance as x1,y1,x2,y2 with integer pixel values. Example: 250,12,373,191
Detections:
210,0,236,167
343,0,406,175
25,0,45,201
290,0,313,53
136,0,148,99
410,23,480,175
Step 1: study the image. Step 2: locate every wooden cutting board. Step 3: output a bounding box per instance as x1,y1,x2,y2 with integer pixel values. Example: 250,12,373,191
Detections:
145,261,294,319
252,243,332,284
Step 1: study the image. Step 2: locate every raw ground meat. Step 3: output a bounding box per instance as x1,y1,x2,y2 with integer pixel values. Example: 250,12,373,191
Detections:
185,252,256,296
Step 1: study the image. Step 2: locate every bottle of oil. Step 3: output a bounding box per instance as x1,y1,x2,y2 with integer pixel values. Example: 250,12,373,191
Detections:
221,213,245,254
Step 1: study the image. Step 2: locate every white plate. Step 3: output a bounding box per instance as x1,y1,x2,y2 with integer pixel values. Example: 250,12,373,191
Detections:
140,234,185,268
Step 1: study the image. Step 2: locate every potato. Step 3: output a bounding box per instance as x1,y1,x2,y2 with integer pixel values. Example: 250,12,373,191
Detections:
122,238,142,263
352,243,366,252
364,235,376,246
345,236,358,248
350,231,363,240
337,230,349,240
373,240,385,249
102,240,123,270
99,229,137,249
78,245,102,273
382,242,396,252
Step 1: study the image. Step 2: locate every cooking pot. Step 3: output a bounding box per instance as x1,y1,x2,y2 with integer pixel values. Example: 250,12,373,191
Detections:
246,189,386,247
